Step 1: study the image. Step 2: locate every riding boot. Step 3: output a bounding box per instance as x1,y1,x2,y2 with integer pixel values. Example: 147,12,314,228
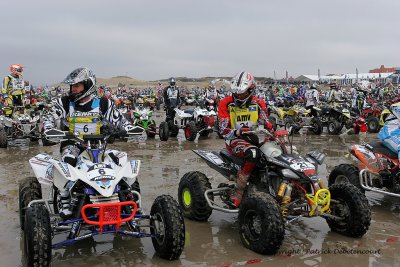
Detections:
229,171,251,207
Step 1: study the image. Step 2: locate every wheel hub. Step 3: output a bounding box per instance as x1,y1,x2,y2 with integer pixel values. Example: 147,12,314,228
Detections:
182,188,192,207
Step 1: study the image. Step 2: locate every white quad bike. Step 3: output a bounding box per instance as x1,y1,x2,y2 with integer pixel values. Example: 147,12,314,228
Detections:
159,104,216,141
19,129,185,267
0,106,41,148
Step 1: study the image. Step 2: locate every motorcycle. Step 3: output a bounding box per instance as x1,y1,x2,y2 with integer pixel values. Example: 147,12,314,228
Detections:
177,126,371,255
19,129,185,266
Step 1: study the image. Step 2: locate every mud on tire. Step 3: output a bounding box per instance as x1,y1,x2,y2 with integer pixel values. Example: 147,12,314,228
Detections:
326,183,371,237
328,164,363,192
238,192,285,255
24,205,52,267
178,171,213,221
0,128,7,148
159,121,169,141
328,119,342,135
150,195,185,260
19,177,42,230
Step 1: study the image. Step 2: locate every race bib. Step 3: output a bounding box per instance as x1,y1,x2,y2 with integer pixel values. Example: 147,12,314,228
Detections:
229,105,259,129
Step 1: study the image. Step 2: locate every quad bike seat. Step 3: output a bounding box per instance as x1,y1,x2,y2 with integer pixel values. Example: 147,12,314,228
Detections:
365,141,398,159
220,148,245,166
184,109,194,115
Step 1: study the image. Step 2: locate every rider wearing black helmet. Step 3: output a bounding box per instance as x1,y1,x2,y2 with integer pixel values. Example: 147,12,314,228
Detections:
163,77,181,122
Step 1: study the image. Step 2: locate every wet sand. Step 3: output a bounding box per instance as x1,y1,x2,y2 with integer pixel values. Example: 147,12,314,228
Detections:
0,110,399,266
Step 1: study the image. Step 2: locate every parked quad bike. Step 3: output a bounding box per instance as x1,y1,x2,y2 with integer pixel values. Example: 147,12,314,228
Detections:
268,105,322,135
178,126,370,255
329,136,400,198
0,106,41,148
361,102,385,133
314,102,351,135
128,107,158,139
19,129,185,267
159,105,216,142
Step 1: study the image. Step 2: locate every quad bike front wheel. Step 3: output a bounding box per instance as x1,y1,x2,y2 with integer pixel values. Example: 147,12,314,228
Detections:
150,195,185,260
185,121,197,141
178,171,213,221
326,183,371,237
327,119,342,135
328,164,363,192
159,121,169,141
238,192,285,255
310,118,323,135
0,128,7,148
19,177,42,230
24,204,52,267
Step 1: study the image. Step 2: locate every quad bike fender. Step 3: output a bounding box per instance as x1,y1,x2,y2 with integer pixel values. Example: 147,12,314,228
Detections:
351,145,379,172
174,108,193,119
29,153,82,188
115,160,141,186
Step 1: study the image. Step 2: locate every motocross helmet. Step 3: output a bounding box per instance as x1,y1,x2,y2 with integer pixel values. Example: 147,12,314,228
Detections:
63,67,96,102
310,83,318,89
169,77,176,87
10,64,24,77
230,71,255,107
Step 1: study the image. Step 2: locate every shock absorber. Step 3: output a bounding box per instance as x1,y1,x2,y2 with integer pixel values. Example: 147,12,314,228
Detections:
277,182,292,217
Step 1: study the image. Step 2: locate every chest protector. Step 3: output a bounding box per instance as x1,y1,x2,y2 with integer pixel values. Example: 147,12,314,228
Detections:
68,99,101,137
7,76,25,95
229,104,259,130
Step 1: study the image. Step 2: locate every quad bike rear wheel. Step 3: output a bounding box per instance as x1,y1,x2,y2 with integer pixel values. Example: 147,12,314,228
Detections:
367,116,380,133
185,121,197,141
150,195,185,260
24,204,52,267
0,128,7,148
328,164,363,192
238,192,285,255
19,177,42,230
159,121,169,141
147,122,157,138
326,183,371,237
178,171,213,221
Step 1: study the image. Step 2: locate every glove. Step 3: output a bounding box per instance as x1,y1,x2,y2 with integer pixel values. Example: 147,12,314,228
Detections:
235,127,253,137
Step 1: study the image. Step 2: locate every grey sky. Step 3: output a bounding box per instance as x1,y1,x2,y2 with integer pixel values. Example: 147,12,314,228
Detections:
0,0,399,85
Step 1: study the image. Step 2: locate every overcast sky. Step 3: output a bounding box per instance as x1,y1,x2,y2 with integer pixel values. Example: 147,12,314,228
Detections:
0,0,399,85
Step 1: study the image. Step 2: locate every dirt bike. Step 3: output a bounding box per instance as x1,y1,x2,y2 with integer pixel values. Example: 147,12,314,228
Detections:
177,126,370,255
19,129,185,267
0,105,41,148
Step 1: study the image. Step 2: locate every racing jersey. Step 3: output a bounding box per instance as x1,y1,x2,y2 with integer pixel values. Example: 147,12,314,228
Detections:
218,95,269,140
163,86,180,108
2,75,26,96
54,96,131,133
305,88,319,107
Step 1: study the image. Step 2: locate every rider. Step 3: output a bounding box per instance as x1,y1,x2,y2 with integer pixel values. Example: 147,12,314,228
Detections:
53,67,132,218
304,83,319,117
327,82,343,103
218,71,273,207
2,64,26,108
163,77,181,123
